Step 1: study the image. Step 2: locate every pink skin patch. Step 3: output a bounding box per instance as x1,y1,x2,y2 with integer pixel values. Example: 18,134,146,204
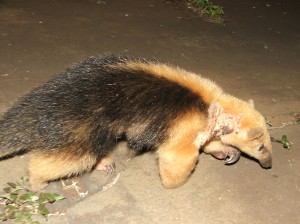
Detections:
194,102,239,148
95,157,116,174
194,102,242,165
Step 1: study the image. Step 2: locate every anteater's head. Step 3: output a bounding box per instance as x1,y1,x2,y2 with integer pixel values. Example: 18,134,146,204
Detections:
218,97,272,169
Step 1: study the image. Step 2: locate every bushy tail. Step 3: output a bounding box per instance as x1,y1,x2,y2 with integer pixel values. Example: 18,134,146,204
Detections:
0,119,30,160
0,147,27,160
0,136,28,160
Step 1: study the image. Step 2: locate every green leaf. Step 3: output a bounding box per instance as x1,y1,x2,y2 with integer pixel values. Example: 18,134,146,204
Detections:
11,188,22,195
20,176,29,182
51,193,65,202
283,142,291,149
7,210,17,220
25,200,35,206
3,187,11,194
7,182,17,189
9,194,18,201
189,0,224,19
38,204,49,217
296,120,300,124
20,211,33,222
13,211,22,220
32,221,41,224
0,193,17,202
0,213,7,221
281,135,288,142
39,193,64,203
6,204,17,210
38,193,49,203
19,193,39,203
281,135,291,149
0,178,64,224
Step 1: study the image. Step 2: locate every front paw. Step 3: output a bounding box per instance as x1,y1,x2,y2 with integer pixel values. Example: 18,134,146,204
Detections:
210,147,241,165
210,150,227,160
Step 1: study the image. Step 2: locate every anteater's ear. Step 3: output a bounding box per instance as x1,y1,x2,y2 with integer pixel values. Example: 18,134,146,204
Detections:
242,128,264,140
248,99,255,108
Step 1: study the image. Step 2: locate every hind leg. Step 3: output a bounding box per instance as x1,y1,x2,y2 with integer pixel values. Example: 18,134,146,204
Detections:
28,149,97,191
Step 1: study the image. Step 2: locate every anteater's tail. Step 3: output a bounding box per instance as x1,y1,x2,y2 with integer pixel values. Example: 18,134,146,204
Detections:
0,118,31,160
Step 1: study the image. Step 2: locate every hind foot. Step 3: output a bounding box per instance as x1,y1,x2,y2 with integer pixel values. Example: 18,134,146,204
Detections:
95,157,116,174
28,177,49,192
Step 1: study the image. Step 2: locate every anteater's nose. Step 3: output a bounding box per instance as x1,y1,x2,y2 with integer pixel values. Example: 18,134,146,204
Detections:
259,157,272,169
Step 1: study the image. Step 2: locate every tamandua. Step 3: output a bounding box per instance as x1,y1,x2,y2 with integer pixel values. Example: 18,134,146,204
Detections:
0,55,272,191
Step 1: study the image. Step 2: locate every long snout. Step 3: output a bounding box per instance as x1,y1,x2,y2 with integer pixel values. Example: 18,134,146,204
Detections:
259,155,272,169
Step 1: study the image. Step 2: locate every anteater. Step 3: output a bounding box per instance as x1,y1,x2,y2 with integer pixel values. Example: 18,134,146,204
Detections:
0,55,272,191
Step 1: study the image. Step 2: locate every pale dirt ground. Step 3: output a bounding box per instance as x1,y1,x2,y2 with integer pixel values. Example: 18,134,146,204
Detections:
0,0,299,223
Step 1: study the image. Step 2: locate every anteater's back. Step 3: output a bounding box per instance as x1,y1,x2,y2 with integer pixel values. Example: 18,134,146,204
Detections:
0,55,209,190
0,55,207,158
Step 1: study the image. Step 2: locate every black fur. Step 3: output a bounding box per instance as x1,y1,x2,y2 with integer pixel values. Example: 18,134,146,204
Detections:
0,55,208,160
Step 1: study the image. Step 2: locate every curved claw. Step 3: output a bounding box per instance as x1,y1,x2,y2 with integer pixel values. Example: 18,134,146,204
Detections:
96,160,116,174
225,150,241,165
106,162,116,174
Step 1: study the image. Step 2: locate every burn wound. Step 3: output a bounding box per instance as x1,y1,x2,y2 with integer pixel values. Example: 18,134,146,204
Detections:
194,102,239,148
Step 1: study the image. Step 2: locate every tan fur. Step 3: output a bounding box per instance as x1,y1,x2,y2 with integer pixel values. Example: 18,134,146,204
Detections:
127,121,150,140
217,96,272,167
28,149,97,191
157,110,207,188
204,138,230,159
110,62,223,104
68,119,93,144
1,57,272,191
112,61,272,181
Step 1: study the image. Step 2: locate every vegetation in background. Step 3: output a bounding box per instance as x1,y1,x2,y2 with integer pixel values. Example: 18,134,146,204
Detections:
271,135,292,150
0,177,64,224
266,114,299,150
187,0,224,22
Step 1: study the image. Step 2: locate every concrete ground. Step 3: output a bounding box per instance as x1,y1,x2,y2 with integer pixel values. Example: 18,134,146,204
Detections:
0,0,299,223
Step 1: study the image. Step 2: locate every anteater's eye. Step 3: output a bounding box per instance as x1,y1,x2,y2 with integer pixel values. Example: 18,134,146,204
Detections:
258,144,264,152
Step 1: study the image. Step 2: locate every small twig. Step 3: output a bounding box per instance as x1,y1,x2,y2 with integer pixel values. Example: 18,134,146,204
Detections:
48,211,66,217
270,137,281,143
61,180,88,198
268,122,295,130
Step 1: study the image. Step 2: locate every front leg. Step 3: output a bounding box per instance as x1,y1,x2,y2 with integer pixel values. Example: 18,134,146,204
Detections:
157,111,206,188
158,143,199,188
